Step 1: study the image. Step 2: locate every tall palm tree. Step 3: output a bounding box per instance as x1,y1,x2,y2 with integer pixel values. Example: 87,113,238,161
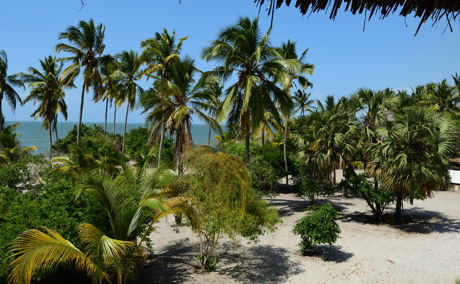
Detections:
114,51,144,153
140,29,187,167
20,56,72,160
252,110,282,145
96,55,118,132
294,89,314,116
0,50,24,130
276,40,314,184
56,19,106,145
202,17,297,162
143,57,220,173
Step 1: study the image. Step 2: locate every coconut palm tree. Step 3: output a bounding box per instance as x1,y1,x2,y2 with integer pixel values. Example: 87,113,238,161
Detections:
56,19,106,145
294,89,314,116
368,107,455,223
20,56,72,160
202,17,297,162
114,51,144,153
8,169,195,284
95,55,119,133
253,111,282,146
275,41,314,184
143,57,220,173
140,29,187,167
0,50,24,130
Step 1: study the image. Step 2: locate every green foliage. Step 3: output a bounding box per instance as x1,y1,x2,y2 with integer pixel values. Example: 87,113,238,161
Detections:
0,155,47,189
220,140,285,187
293,203,340,255
123,127,149,160
338,174,394,222
295,176,336,201
53,124,121,154
0,172,104,280
247,156,278,194
181,148,280,271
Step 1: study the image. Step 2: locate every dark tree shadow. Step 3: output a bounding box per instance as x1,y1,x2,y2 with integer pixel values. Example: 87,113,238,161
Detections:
268,197,353,217
391,207,460,234
218,245,304,284
313,245,354,263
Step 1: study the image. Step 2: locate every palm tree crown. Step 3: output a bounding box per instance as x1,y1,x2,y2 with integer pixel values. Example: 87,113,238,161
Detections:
0,50,24,130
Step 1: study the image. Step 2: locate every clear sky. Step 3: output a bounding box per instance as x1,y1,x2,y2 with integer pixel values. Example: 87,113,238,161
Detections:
1,0,459,123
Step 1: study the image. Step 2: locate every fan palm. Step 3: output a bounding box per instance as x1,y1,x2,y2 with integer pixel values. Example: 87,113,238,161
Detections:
140,29,187,167
368,107,455,223
20,56,72,160
114,51,144,153
0,50,24,130
202,17,298,162
56,19,106,145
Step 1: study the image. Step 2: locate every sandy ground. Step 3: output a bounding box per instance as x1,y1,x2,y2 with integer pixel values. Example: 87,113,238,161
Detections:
138,191,460,284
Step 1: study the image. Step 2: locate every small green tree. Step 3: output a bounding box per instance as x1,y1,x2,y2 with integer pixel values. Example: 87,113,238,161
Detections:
181,148,279,271
293,203,340,255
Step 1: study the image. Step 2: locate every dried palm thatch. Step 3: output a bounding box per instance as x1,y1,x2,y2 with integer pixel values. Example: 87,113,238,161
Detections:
255,0,460,34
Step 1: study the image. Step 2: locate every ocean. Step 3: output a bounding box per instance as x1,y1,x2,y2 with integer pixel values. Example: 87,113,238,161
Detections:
6,121,218,154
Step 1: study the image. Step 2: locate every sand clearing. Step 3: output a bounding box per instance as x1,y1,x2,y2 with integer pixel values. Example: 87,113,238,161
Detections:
140,191,460,284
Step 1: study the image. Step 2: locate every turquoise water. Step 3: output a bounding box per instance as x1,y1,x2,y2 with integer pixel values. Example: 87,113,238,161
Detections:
7,121,218,154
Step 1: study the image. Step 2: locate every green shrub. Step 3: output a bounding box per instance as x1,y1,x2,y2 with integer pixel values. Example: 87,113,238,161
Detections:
338,174,394,222
293,203,340,255
247,156,278,194
295,176,336,202
181,148,280,271
124,127,149,160
0,172,105,280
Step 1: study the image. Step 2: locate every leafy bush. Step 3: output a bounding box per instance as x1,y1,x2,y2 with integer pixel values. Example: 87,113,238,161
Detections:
338,174,394,222
293,203,340,255
0,172,106,280
247,156,278,194
124,127,149,160
295,176,336,202
181,147,280,271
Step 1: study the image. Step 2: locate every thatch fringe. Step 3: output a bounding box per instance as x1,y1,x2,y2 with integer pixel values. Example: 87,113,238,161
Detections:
255,0,460,34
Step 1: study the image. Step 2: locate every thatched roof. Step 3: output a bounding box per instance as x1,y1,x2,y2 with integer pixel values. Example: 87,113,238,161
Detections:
255,0,460,33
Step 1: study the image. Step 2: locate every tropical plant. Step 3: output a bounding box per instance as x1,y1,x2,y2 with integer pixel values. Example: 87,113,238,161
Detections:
56,19,107,145
293,203,340,255
141,29,187,167
202,17,298,162
142,57,220,173
8,168,194,283
0,124,36,165
0,50,24,130
20,56,72,159
180,148,279,271
368,107,455,223
294,89,314,116
114,51,144,153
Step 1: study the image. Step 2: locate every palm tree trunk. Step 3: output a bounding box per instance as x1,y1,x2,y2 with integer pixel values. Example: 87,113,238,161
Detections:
157,122,164,168
54,115,59,142
0,93,4,130
261,128,265,146
48,126,53,161
104,98,108,132
113,104,117,135
284,114,289,185
76,83,85,145
244,133,250,163
208,126,211,146
122,101,129,154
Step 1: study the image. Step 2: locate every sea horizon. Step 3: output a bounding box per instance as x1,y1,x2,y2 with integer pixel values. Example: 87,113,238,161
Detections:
6,121,217,154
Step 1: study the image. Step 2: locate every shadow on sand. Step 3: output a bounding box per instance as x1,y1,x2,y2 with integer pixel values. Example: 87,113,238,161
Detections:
136,243,304,284
218,245,304,284
267,196,353,217
313,245,354,263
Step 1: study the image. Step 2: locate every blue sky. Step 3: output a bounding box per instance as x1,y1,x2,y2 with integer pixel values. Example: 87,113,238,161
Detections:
1,0,459,123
